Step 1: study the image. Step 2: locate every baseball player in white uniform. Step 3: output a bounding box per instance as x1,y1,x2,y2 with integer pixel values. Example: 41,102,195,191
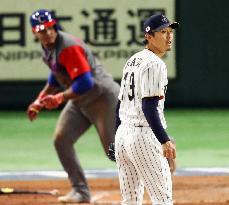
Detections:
115,14,179,205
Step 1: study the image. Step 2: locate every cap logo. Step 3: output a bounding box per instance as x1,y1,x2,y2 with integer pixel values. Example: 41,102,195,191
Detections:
161,16,168,23
146,26,150,32
38,15,46,23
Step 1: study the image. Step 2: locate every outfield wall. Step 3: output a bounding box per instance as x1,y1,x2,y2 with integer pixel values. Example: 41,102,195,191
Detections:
168,0,229,107
0,0,229,109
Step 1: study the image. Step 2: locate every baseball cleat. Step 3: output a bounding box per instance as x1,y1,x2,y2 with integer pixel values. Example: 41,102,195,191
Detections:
58,190,90,203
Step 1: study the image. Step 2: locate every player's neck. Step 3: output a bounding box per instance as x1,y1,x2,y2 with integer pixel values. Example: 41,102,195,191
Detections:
145,46,165,58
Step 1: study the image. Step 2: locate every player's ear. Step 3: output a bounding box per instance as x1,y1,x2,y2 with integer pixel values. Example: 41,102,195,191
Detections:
32,31,39,41
145,33,152,41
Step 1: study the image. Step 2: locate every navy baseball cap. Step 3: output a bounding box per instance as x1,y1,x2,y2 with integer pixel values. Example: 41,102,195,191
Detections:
30,9,57,32
144,14,179,33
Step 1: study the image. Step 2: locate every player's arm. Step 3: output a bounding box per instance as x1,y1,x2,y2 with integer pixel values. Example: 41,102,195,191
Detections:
142,96,176,159
63,71,94,99
40,71,94,109
43,72,62,94
27,73,61,121
40,45,94,109
142,96,169,144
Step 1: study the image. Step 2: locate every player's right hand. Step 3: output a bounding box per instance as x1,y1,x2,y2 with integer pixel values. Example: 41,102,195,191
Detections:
27,99,43,121
162,140,176,159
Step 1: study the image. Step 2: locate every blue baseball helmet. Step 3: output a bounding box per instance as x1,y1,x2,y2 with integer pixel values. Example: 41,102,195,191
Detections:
30,9,57,32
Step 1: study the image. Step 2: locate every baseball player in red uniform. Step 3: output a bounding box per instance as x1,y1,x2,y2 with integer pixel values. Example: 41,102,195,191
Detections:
115,14,179,205
27,9,120,203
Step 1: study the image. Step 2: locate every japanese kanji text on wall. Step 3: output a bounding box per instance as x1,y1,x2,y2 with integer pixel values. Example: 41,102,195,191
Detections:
0,0,176,80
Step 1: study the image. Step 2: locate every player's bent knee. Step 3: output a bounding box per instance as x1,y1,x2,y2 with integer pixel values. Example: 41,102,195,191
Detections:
53,132,73,148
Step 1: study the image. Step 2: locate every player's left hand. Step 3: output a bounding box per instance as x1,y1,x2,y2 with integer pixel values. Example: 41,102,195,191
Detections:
162,140,176,159
166,137,176,173
40,92,65,110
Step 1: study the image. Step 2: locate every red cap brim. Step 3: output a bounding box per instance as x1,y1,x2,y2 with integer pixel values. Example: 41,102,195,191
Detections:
32,20,56,32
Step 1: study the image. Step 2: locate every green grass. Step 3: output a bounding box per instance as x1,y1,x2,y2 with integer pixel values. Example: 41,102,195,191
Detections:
166,109,229,167
0,109,228,171
0,111,115,171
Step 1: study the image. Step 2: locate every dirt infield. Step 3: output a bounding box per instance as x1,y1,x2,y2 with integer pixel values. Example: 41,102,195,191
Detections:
0,176,229,205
